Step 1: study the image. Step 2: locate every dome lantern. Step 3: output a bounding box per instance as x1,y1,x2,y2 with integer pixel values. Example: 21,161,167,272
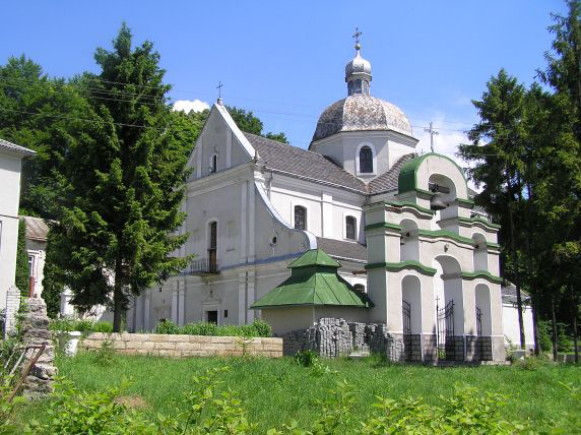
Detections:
345,28,372,96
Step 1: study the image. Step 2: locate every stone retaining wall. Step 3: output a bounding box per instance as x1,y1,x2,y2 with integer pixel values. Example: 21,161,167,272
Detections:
81,333,283,358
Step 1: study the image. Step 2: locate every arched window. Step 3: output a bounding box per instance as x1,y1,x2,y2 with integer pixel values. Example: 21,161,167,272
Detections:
359,146,373,173
209,154,217,173
354,284,365,293
346,216,357,240
294,206,307,230
208,221,218,272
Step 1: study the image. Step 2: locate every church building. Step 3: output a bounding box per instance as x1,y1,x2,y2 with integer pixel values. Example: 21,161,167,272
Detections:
130,40,505,362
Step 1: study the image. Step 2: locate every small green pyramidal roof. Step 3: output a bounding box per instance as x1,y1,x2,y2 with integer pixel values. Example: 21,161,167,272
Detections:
288,249,340,269
251,249,373,309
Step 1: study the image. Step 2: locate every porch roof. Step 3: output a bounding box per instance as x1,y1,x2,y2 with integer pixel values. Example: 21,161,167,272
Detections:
251,249,373,309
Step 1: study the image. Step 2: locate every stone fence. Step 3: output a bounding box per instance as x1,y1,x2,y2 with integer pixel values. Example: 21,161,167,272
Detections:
81,333,283,358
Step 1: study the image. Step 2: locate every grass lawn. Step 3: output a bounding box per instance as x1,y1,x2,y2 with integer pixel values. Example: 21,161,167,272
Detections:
14,351,581,433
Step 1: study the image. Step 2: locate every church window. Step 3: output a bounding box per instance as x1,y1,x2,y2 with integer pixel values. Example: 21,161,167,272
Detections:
294,206,307,230
209,154,217,173
208,221,218,272
359,146,373,173
354,284,365,293
346,216,357,240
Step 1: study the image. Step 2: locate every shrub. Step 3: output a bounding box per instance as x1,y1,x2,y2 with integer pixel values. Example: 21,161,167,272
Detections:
294,349,319,367
49,317,113,334
154,320,180,334
153,319,272,337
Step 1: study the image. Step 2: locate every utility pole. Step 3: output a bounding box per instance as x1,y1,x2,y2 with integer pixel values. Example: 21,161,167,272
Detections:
424,121,439,153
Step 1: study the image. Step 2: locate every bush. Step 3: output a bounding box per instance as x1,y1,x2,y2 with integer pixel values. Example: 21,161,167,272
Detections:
154,319,272,337
538,320,574,352
49,317,113,334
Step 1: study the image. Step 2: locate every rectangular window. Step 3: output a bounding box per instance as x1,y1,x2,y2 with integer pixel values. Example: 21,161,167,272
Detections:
346,216,356,240
294,206,307,230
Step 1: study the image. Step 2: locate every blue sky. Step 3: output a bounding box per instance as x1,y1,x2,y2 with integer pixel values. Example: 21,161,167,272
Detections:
1,1,566,161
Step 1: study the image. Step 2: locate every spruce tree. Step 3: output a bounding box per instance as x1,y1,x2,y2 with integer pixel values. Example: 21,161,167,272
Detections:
15,218,30,297
49,24,190,331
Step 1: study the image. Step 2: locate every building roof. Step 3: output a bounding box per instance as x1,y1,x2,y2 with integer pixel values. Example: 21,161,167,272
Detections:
251,249,373,309
316,237,367,263
0,138,35,156
22,216,49,242
244,133,412,196
244,133,367,192
312,95,413,142
501,284,531,305
368,154,415,195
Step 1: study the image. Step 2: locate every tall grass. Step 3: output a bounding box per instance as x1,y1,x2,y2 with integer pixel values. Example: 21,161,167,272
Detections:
28,353,577,432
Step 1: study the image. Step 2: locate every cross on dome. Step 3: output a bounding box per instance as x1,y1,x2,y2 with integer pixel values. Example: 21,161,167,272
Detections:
353,27,362,51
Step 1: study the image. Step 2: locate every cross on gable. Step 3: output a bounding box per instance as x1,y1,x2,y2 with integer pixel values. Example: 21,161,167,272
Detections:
216,81,223,99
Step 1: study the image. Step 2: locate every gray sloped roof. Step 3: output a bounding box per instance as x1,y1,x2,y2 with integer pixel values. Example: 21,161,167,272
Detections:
244,133,414,196
501,284,531,305
244,133,366,193
0,138,35,156
368,154,415,195
316,237,367,262
22,216,49,242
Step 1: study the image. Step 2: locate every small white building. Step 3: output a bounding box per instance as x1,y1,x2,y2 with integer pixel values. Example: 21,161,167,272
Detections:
23,216,49,298
0,138,35,310
502,284,535,352
130,43,506,361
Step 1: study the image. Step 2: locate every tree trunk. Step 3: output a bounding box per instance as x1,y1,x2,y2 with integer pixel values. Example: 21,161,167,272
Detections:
571,285,578,364
551,294,558,361
113,258,125,333
531,294,541,356
506,177,526,349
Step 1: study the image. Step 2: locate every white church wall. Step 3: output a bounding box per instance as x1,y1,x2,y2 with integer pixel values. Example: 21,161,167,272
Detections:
0,152,24,309
263,307,315,335
502,302,535,351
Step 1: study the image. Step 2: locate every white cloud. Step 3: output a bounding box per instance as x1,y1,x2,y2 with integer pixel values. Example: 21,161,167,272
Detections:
172,99,210,113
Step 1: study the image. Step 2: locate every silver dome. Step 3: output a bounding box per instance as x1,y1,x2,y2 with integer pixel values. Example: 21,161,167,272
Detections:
312,94,413,142
345,52,371,77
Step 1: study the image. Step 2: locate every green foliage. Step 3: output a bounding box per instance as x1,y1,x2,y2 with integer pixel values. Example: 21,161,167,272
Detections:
15,219,29,297
294,349,319,367
47,24,191,331
17,364,581,434
93,340,116,367
24,379,154,435
265,131,289,144
49,316,113,333
361,386,528,434
226,105,288,143
154,319,272,337
537,320,574,352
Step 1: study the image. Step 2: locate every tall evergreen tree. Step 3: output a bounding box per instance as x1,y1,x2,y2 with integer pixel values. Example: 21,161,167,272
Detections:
537,0,581,361
459,69,530,349
15,218,30,297
49,24,190,331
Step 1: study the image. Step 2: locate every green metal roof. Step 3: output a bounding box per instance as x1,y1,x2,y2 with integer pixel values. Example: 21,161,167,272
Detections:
288,249,340,268
251,249,373,309
397,152,468,194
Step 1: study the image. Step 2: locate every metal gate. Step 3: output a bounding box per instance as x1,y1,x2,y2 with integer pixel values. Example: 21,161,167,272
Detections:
436,299,455,360
402,300,411,360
